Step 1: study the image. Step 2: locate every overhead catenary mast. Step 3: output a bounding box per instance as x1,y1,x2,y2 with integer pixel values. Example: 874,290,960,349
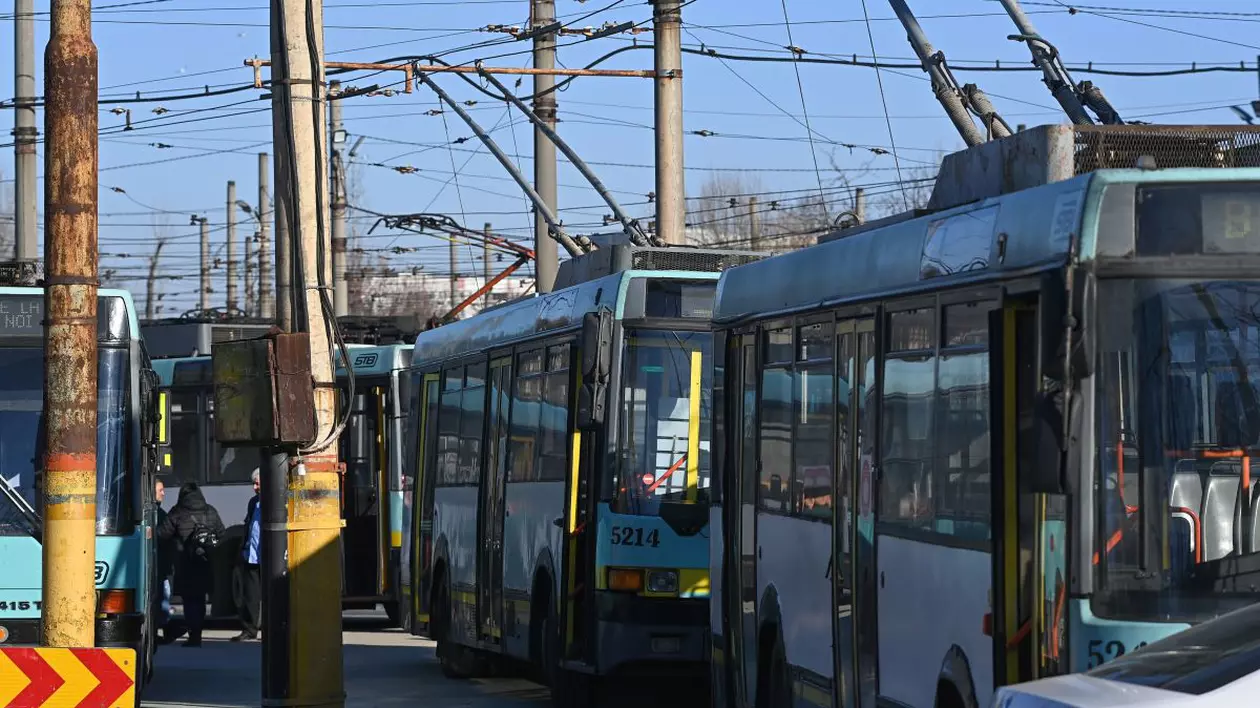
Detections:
996,0,1123,125
887,0,1013,146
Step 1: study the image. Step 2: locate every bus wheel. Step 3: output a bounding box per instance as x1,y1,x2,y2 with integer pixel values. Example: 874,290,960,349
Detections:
384,600,402,628
435,584,475,679
758,641,791,708
543,603,596,708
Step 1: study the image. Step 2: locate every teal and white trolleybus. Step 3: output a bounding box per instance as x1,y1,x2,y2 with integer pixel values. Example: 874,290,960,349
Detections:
405,246,760,705
706,125,1260,708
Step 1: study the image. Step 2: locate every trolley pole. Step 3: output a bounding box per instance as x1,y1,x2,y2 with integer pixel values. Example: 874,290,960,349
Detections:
654,0,686,245
271,0,345,703
199,216,210,310
259,152,273,319
531,0,559,292
40,0,100,649
329,81,349,317
227,180,239,312
13,0,38,262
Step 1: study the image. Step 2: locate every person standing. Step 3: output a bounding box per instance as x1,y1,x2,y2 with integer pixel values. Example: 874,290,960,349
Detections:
153,480,181,644
232,468,262,641
157,482,224,647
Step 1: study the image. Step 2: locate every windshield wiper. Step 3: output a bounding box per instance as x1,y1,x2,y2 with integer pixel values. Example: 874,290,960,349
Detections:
0,475,43,544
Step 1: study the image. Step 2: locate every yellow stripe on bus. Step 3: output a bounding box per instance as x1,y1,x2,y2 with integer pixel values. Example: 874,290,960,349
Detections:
685,350,702,503
157,391,168,444
1002,306,1020,686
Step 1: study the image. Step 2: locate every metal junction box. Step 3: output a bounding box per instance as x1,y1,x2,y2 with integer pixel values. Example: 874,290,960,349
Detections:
212,331,316,447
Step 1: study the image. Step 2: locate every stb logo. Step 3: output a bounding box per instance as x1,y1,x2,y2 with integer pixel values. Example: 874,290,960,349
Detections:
353,353,378,368
94,561,109,586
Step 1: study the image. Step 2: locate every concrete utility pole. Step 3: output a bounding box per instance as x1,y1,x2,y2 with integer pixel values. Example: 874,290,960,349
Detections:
198,217,210,310
449,239,458,312
41,0,100,649
748,196,761,251
146,240,166,319
654,0,686,245
855,187,867,224
270,6,292,331
244,225,256,315
483,223,492,308
13,0,38,261
259,152,273,319
329,81,349,317
269,0,345,703
531,0,559,292
226,181,238,312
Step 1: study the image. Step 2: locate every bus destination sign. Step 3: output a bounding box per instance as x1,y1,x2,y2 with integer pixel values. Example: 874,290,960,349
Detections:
0,296,42,336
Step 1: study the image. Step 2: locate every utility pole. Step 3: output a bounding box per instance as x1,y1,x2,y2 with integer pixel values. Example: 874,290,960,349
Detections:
198,216,210,311
226,180,238,312
41,0,99,649
654,0,685,245
748,196,761,251
483,222,492,309
269,0,345,704
329,80,349,317
449,238,458,312
146,239,166,319
259,152,273,319
270,5,292,331
13,0,38,262
531,0,559,292
244,226,256,316
855,187,867,224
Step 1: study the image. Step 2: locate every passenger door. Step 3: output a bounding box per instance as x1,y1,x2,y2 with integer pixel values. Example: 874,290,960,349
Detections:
478,357,512,645
722,334,759,707
341,385,386,600
834,317,877,708
414,373,441,634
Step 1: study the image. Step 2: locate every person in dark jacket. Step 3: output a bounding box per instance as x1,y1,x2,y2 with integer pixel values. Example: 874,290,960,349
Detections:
157,482,225,647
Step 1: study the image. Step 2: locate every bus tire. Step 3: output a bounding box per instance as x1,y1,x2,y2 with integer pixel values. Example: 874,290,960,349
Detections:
758,639,791,708
543,603,596,708
434,582,473,679
384,600,402,628
935,681,965,708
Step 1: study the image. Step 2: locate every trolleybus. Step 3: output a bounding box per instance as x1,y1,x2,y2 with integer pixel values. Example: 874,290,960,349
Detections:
707,125,1260,708
0,269,163,693
406,246,760,705
149,336,413,623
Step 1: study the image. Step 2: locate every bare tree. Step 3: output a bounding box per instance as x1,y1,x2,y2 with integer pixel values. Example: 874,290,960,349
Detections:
685,172,764,247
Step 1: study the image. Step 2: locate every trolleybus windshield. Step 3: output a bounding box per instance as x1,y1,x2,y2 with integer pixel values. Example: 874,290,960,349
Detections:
615,330,712,515
0,346,131,536
1094,278,1260,621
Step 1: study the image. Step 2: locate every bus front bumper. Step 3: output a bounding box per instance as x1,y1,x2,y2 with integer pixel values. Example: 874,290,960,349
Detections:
593,591,708,677
0,613,145,654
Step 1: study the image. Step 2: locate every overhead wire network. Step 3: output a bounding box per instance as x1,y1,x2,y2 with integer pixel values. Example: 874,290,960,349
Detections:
5,0,1260,315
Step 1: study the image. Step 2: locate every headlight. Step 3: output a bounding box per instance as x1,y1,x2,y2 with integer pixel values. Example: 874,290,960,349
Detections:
647,570,679,593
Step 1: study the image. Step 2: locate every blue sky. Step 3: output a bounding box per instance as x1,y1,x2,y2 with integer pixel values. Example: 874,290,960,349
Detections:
3,0,1260,314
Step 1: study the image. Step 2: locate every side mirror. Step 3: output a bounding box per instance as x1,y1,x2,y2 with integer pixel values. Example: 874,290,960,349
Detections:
577,309,613,430
139,369,160,448
1040,269,1094,383
1019,390,1067,495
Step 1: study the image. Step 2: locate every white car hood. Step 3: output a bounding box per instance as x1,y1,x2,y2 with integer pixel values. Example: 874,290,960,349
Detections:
994,675,1204,708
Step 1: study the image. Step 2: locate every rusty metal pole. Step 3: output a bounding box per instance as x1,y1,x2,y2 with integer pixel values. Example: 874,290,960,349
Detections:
40,0,99,649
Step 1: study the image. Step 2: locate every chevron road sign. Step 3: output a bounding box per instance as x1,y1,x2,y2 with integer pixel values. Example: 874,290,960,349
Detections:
0,647,136,707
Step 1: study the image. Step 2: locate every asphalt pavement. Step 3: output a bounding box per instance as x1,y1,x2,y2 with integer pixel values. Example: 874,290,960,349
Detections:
141,613,550,708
